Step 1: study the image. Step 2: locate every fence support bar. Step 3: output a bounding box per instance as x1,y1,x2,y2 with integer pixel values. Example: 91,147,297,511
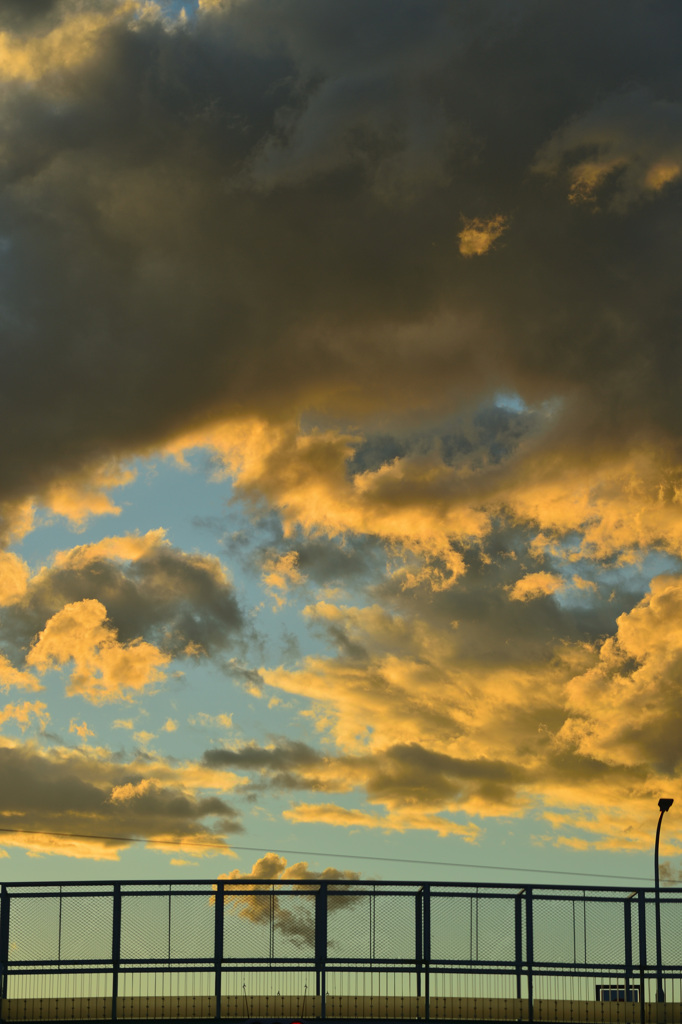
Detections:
315,882,328,1020
515,891,524,1003
424,884,431,1023
0,884,9,1019
111,884,121,1023
416,887,423,1002
625,896,633,1002
637,890,647,1024
214,879,224,1021
525,887,534,1024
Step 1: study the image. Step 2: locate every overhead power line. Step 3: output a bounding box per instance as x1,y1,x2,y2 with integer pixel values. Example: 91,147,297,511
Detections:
0,825,660,884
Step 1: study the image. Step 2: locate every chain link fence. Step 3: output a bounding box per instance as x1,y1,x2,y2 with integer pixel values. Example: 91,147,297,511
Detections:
1,880,682,1020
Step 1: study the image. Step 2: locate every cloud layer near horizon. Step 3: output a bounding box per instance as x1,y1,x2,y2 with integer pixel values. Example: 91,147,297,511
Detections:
0,0,681,872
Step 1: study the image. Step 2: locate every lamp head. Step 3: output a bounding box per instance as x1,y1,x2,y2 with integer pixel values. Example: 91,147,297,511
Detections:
659,798,674,813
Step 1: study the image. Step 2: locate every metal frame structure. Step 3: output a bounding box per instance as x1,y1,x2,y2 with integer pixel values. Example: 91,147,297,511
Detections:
0,878,681,1022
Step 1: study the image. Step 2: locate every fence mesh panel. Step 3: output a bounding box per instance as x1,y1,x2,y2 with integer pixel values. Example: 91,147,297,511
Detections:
169,894,213,961
479,896,517,964
59,894,113,962
533,897,586,965
661,894,682,968
271,889,316,958
373,891,416,961
8,895,61,963
120,894,170,961
327,889,373,961
584,898,627,966
222,889,273,961
431,893,484,963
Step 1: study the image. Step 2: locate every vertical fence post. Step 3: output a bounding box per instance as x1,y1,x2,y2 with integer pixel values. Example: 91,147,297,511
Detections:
637,890,647,1024
214,879,224,1021
625,895,633,1003
525,888,534,1024
0,885,10,1020
315,882,328,1020
415,887,423,1004
423,884,431,1023
515,891,524,1003
112,883,121,1023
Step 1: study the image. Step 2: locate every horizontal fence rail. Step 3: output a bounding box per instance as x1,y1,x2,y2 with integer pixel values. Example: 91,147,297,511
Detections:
0,879,681,1022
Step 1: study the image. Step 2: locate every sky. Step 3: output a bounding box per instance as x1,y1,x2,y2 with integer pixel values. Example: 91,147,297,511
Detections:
0,0,681,888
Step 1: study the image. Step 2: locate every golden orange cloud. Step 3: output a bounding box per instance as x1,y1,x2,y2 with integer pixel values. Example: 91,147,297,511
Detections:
0,464,137,552
509,571,563,601
458,215,508,256
230,573,682,855
0,3,144,84
534,90,682,209
44,461,137,527
284,802,481,840
260,598,570,767
165,420,682,607
26,598,170,703
0,654,41,694
0,700,49,732
68,718,94,741
262,550,306,606
110,778,161,803
168,418,488,589
50,527,169,570
0,552,30,606
559,574,682,772
214,854,359,943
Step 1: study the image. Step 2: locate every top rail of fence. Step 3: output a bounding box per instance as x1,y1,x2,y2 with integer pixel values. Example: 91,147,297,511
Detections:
1,879,677,894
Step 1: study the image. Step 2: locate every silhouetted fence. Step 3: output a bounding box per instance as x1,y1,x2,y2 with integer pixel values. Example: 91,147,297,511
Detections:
1,879,682,1021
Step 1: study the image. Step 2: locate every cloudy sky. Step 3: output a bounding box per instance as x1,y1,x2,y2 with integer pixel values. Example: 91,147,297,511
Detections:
0,0,681,886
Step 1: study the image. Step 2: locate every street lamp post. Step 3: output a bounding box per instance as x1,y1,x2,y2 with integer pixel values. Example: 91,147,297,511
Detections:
655,797,673,1003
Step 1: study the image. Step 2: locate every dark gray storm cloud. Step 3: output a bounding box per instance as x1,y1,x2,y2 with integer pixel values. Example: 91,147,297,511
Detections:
205,739,324,771
358,743,527,807
204,739,528,807
0,541,244,662
0,0,61,29
205,739,325,790
347,407,540,476
0,743,242,851
1,0,681,530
